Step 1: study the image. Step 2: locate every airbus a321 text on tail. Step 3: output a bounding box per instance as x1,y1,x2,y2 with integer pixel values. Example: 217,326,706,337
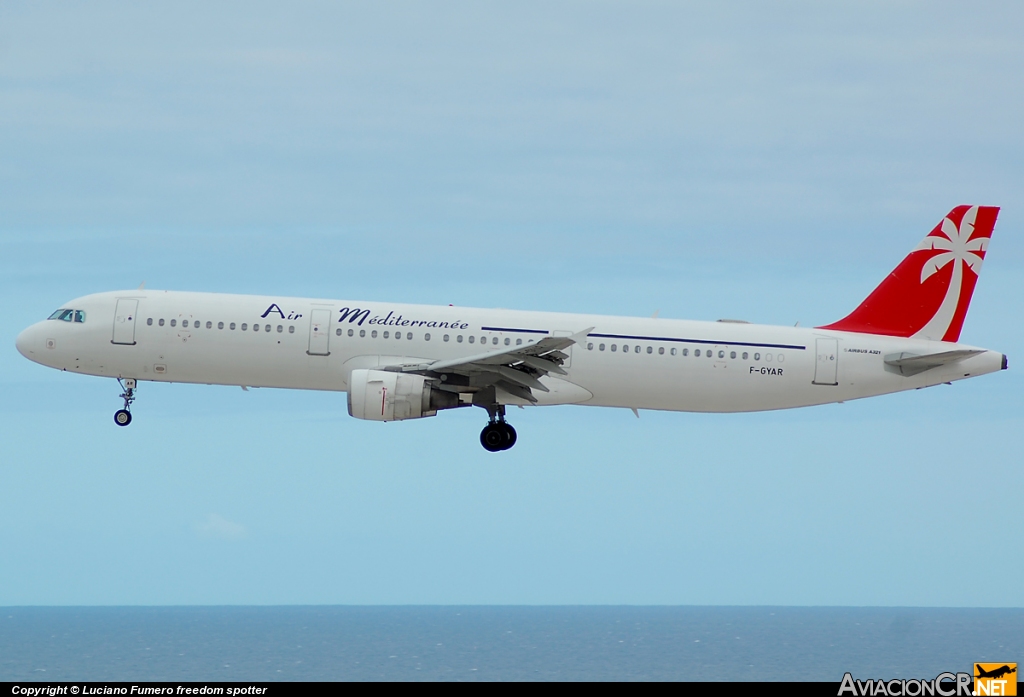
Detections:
16,205,1007,451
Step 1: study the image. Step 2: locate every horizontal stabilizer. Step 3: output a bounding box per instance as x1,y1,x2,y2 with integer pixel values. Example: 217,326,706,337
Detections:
883,349,983,377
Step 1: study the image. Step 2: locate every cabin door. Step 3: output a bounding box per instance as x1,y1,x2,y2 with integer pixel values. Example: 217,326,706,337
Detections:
111,299,139,345
813,338,839,385
307,308,332,356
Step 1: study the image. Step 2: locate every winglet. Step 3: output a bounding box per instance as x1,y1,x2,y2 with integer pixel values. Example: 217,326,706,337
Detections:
137,281,146,290
571,327,596,345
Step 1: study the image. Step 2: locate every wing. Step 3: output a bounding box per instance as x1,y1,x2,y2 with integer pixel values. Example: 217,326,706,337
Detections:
384,327,594,403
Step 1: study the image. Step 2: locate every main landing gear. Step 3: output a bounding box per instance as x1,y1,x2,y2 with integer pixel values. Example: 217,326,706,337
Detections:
480,404,517,452
114,378,136,427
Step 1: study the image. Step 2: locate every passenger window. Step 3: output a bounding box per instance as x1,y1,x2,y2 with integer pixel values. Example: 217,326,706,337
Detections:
695,349,700,357
443,334,449,342
253,324,259,332
383,331,389,339
680,348,686,356
230,323,236,330
587,343,594,350
265,325,271,332
147,318,153,326
171,319,177,327
481,336,486,344
777,354,785,363
492,337,498,345
182,320,189,328
730,351,736,359
718,350,725,358
336,328,342,336
371,330,378,338
289,325,295,334
658,347,664,355
207,321,213,329
516,339,522,346
425,333,431,341
468,336,474,344
742,352,748,359
395,332,401,340
622,345,628,352
766,353,772,362
754,352,760,360
671,348,677,356
635,346,641,353
159,319,165,327
599,343,605,351
457,335,463,343
504,338,510,346
348,329,354,337
360,330,366,338
611,344,617,352
241,323,247,330
218,322,224,329
647,346,653,354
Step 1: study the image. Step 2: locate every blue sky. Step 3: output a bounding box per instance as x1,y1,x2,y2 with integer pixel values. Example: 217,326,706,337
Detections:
1,1,1022,605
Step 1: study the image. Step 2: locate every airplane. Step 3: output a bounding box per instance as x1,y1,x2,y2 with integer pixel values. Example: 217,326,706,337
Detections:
16,205,1006,452
974,663,1015,679
976,665,1016,680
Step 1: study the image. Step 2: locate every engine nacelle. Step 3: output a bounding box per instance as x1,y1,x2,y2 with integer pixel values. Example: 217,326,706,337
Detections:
347,369,459,421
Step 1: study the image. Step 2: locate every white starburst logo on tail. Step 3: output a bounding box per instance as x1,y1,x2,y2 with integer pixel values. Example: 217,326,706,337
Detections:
911,205,988,341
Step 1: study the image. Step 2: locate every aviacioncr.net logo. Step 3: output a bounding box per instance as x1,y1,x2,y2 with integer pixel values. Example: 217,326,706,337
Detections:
838,672,972,697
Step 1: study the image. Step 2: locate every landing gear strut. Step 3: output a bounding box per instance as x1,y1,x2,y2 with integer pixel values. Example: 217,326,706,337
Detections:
115,378,136,427
480,404,517,452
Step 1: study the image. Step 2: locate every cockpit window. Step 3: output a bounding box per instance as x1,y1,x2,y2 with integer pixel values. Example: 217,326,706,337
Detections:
47,309,86,323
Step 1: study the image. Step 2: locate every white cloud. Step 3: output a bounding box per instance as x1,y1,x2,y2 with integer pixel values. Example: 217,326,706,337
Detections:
193,513,246,540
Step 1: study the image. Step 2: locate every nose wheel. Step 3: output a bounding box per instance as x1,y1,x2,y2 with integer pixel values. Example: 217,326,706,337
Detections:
115,378,136,427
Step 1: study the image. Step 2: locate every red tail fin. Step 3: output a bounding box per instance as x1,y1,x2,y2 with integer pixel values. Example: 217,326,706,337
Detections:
819,205,999,342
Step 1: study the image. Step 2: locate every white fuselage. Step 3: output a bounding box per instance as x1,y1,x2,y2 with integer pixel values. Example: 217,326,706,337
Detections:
15,290,1006,413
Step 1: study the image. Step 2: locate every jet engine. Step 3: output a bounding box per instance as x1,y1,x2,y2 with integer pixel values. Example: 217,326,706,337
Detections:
347,368,460,421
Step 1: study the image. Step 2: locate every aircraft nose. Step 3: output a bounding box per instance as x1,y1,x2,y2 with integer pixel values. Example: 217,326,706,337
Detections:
16,323,42,360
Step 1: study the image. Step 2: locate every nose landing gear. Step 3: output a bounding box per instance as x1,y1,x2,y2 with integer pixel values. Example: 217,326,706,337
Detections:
480,404,517,452
115,378,136,427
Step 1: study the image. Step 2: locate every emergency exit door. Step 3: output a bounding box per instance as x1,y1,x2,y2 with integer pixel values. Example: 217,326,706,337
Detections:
813,338,838,385
551,330,574,368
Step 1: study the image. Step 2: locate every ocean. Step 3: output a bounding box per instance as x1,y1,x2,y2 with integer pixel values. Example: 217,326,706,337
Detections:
1,607,1021,682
